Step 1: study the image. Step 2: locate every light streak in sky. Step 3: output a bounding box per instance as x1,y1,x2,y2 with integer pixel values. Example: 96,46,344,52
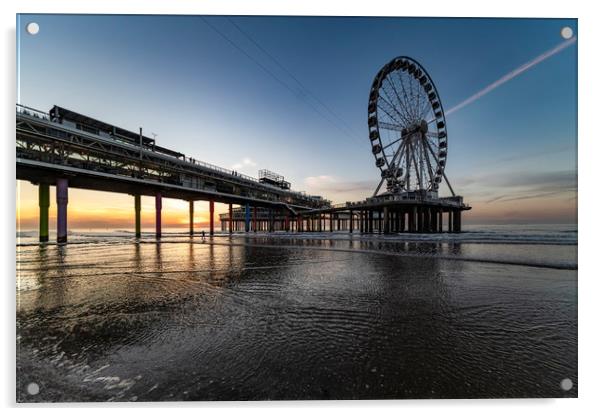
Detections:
445,36,577,117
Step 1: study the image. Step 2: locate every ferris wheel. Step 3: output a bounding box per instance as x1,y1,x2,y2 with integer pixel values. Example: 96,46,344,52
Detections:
368,56,451,196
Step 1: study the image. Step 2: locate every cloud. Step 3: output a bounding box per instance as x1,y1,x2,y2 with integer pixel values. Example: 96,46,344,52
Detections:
303,175,376,201
470,144,575,169
231,157,257,170
459,169,577,204
304,175,337,188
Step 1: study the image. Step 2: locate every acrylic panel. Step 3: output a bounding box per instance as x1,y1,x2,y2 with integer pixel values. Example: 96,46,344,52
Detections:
16,14,577,402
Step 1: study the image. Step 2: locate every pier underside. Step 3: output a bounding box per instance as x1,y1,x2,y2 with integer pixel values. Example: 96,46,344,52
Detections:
220,199,471,234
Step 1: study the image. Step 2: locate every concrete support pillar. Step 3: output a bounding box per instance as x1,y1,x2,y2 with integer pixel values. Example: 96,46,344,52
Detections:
228,203,233,233
410,207,416,232
349,210,354,233
438,209,443,233
253,207,257,232
189,200,194,236
455,210,462,233
56,178,68,243
400,210,405,232
269,210,274,232
245,203,251,232
209,200,215,235
383,207,390,234
38,183,50,242
448,210,453,233
134,194,141,238
155,192,162,239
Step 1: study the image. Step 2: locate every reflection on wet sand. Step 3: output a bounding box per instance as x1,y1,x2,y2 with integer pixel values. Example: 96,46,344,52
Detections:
17,237,577,401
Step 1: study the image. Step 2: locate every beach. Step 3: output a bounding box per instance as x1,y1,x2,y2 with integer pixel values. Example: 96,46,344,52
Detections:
16,225,577,401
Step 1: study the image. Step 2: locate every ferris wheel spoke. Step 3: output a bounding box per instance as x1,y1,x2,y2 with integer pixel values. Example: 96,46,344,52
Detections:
418,96,433,119
409,77,420,121
382,135,402,150
388,138,407,168
378,122,406,132
411,78,422,120
385,77,414,124
395,70,416,121
377,95,409,126
377,107,405,130
379,89,411,125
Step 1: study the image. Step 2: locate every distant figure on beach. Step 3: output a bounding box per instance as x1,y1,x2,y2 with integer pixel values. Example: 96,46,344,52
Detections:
201,230,205,241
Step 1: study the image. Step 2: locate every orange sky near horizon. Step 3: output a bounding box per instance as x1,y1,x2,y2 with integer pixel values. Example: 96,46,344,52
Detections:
16,179,576,231
16,180,225,231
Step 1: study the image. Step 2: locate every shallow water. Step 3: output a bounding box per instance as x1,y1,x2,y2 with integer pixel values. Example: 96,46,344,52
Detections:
16,228,577,401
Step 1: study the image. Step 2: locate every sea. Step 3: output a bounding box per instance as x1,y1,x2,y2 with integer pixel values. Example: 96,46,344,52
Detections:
16,224,577,401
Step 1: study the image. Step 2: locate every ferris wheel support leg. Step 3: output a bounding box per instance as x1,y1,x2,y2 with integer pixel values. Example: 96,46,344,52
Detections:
443,172,456,197
373,178,385,197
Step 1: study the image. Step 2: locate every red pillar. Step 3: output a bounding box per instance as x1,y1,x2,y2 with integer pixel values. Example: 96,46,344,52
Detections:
56,178,68,244
155,192,162,239
189,200,194,236
209,200,215,235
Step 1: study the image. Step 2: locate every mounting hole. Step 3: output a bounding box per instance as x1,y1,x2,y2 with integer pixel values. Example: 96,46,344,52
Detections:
26,22,40,35
560,26,573,40
560,378,573,391
26,382,40,395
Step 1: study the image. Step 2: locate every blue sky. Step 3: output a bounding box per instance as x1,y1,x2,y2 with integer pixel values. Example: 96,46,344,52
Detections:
17,15,577,224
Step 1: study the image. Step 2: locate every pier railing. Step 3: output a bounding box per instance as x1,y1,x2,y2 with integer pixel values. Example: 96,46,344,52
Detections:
16,104,331,208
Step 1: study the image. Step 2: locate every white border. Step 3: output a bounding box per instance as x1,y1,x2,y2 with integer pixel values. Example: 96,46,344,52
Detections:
2,1,600,415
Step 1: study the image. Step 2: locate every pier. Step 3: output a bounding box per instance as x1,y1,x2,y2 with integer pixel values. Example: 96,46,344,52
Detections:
17,100,470,243
16,104,329,242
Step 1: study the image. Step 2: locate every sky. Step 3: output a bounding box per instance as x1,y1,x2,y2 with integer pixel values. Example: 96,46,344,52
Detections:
16,15,577,229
